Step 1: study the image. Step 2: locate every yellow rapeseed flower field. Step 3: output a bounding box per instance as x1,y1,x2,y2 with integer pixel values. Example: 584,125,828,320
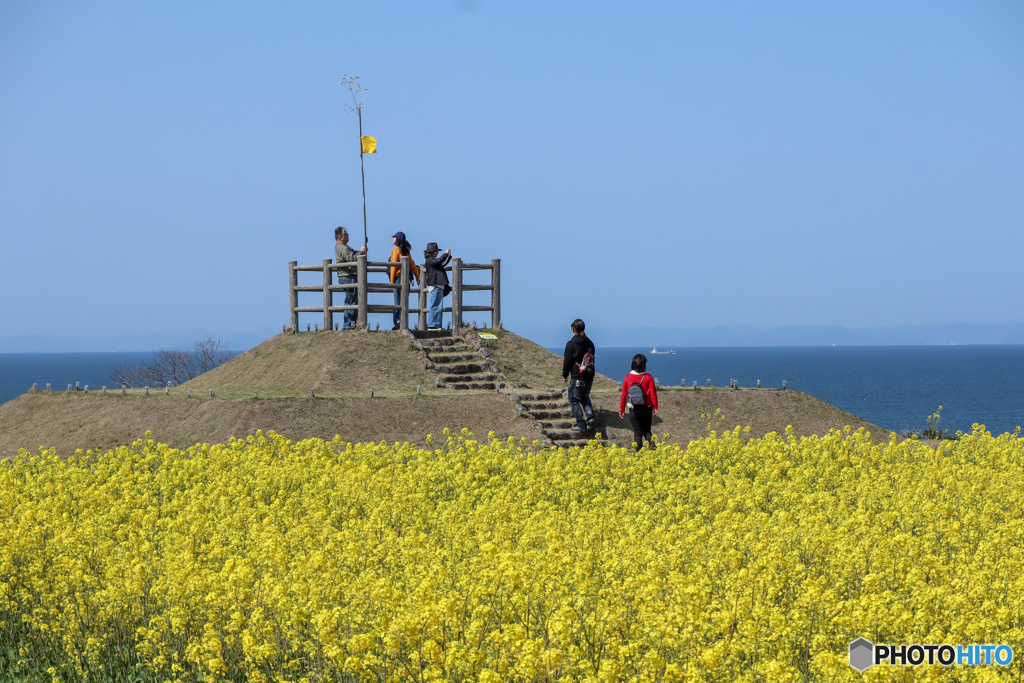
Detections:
1,425,1023,682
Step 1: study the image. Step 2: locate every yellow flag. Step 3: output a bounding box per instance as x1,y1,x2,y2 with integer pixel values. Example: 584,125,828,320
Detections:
361,136,377,154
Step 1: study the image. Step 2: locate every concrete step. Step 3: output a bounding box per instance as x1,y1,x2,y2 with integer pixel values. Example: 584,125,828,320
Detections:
545,429,615,442
443,373,489,382
546,439,597,449
435,363,490,375
421,336,468,347
521,401,569,410
509,391,564,402
411,330,457,339
531,409,574,420
447,382,498,391
430,352,481,364
442,373,498,383
536,420,575,430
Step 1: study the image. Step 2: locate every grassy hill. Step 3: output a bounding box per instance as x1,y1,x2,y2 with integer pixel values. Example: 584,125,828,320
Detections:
179,329,441,398
472,329,619,391
0,328,892,456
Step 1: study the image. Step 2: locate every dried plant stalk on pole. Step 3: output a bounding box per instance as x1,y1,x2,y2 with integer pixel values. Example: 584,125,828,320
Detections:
341,74,371,248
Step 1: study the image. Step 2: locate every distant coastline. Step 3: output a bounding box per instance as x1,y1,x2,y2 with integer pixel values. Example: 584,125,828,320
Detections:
4,322,1024,354
524,321,1024,348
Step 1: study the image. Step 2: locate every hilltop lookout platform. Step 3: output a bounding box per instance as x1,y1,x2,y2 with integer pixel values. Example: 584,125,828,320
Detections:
289,256,499,335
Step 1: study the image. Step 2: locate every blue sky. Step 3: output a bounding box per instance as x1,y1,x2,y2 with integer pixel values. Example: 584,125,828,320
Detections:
2,1,1022,349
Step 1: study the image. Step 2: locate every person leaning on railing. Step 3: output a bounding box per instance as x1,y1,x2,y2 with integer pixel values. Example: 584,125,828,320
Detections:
423,242,452,330
334,227,367,330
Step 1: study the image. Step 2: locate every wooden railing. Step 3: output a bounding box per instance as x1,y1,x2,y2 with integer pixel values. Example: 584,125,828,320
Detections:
288,256,500,335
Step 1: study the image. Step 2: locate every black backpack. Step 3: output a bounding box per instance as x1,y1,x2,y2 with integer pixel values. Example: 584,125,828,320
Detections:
626,375,647,406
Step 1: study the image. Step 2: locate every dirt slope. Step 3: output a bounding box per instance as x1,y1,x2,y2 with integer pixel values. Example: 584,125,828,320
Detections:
0,392,539,456
587,387,892,444
0,388,892,457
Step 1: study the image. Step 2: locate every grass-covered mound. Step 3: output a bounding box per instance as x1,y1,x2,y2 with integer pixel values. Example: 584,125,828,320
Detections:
180,329,440,399
0,328,892,455
2,427,1021,681
474,329,618,391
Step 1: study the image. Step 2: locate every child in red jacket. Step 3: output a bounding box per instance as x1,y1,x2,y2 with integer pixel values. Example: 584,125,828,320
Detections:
619,353,658,451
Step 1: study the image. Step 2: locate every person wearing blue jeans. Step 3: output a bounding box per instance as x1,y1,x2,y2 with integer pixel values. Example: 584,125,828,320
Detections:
392,275,403,329
427,287,444,328
562,318,596,432
339,275,357,329
567,375,595,433
334,226,366,329
423,242,452,330
388,231,420,330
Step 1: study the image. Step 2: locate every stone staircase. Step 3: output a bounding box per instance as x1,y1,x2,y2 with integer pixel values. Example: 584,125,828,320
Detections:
404,328,619,449
509,390,618,449
404,329,508,391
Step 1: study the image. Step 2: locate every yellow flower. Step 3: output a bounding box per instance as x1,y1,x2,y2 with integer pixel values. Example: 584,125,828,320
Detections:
1,425,1023,680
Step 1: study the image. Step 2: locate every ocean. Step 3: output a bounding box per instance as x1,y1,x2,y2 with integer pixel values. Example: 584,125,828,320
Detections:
2,346,1023,437
0,352,156,404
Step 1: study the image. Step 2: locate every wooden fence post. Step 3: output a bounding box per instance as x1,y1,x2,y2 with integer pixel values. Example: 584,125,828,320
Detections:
322,259,333,331
289,261,298,331
400,256,410,331
417,261,427,331
452,257,462,336
357,255,368,328
491,258,501,328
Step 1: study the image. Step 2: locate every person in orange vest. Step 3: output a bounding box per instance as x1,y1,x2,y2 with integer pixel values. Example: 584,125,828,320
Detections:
388,231,420,330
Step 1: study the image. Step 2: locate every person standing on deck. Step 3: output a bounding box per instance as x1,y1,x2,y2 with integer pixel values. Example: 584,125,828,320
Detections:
423,242,452,330
334,227,366,330
388,231,420,330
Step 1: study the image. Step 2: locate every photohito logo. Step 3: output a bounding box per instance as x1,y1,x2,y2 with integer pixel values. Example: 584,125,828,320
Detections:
849,638,1013,671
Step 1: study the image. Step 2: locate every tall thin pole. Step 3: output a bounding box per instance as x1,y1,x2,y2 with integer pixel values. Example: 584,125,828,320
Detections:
358,106,368,248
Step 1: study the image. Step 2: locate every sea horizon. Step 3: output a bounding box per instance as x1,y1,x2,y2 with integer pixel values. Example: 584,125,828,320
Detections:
3,344,1022,438
5,319,1024,353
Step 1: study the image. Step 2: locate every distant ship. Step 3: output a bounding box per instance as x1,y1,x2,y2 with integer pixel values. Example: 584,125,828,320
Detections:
650,347,676,355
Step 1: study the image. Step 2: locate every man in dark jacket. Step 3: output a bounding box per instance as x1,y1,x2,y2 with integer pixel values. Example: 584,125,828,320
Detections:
562,318,596,433
423,242,451,330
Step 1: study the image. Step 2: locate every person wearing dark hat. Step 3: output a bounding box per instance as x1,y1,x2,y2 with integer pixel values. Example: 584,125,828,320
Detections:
388,231,420,330
423,242,452,330
334,227,367,330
